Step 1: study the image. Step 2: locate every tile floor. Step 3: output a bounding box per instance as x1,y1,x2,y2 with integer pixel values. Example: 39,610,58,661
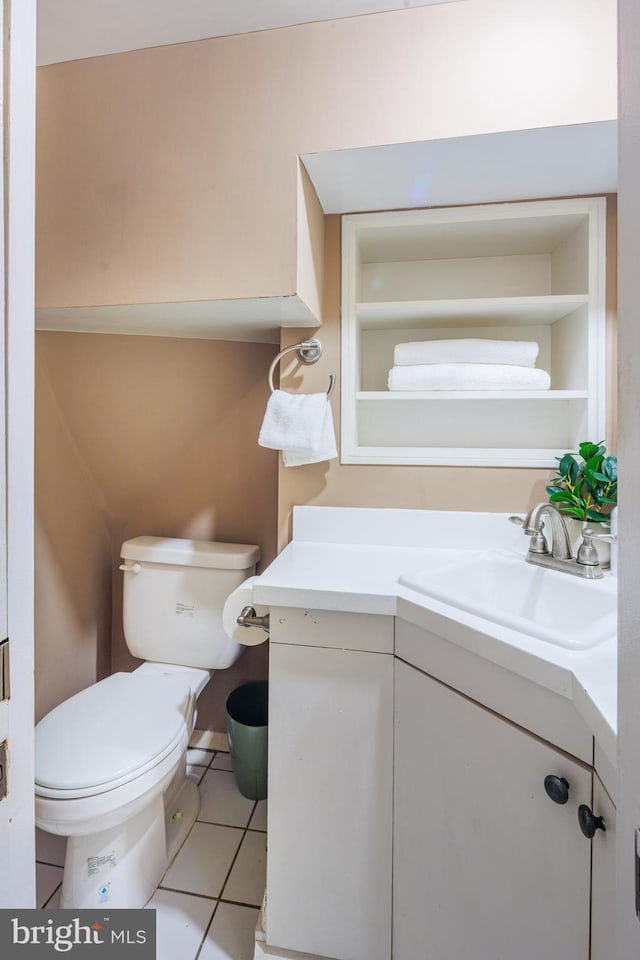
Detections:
35,744,267,960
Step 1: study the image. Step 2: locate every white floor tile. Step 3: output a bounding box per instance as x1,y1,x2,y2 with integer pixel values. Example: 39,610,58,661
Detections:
198,902,259,960
187,747,214,767
190,730,228,752
146,888,215,960
222,831,267,907
187,763,207,785
35,828,67,867
36,863,63,907
198,769,254,828
210,752,233,772
162,822,242,899
249,800,267,832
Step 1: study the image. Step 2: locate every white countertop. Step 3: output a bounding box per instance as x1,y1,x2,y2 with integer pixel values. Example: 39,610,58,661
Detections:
253,505,617,774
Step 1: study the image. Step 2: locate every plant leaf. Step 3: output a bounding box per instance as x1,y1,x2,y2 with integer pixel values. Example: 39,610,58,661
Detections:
549,491,577,504
579,442,601,461
562,506,588,520
584,454,604,474
558,453,577,480
573,476,587,500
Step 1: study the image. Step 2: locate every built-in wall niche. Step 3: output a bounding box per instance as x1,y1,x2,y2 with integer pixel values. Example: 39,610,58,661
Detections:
341,198,607,466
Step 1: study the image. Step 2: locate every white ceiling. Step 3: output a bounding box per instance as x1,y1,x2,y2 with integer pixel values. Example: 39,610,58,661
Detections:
36,0,459,66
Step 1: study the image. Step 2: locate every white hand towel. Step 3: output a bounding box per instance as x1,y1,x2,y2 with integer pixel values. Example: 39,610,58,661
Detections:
387,363,551,391
258,390,337,467
393,339,539,368
281,404,337,466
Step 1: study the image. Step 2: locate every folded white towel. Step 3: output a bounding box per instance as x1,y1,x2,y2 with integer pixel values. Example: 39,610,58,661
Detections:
387,363,551,391
393,338,539,367
258,390,337,467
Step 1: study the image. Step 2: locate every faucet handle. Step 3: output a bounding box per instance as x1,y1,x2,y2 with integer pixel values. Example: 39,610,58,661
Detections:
509,513,548,554
584,531,617,544
576,528,616,568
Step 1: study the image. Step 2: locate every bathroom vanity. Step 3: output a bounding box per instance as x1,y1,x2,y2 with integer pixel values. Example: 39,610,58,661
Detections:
251,507,616,960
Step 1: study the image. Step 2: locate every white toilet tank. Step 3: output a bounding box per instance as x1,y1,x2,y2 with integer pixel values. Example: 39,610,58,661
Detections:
120,537,260,669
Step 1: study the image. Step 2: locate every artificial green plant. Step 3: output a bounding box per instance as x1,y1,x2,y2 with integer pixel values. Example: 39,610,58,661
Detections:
546,441,617,523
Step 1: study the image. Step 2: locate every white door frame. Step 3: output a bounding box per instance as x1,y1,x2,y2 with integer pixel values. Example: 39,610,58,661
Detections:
0,0,36,909
617,0,640,955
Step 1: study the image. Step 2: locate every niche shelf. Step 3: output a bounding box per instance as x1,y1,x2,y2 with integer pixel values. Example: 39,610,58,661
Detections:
341,198,607,467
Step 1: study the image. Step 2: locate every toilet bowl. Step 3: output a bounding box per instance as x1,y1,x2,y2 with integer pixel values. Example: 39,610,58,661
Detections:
35,536,260,909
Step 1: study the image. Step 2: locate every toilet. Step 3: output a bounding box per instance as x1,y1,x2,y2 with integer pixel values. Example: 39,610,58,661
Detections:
34,535,260,910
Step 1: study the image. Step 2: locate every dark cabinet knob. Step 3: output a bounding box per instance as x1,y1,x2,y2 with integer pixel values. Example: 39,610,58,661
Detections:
578,804,606,838
544,775,570,804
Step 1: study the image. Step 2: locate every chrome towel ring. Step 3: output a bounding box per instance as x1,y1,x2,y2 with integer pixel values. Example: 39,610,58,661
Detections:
268,337,336,397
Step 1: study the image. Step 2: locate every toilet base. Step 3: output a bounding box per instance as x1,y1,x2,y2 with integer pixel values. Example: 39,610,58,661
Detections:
165,774,200,865
59,776,200,909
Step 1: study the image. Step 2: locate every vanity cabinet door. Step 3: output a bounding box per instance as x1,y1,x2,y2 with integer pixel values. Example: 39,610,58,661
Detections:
267,642,393,960
591,774,616,960
393,659,592,960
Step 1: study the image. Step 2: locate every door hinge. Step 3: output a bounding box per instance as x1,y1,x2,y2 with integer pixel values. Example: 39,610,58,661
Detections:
0,639,9,701
0,742,6,800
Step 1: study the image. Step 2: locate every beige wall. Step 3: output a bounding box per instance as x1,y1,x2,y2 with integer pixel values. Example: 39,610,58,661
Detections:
35,343,112,721
35,332,278,729
36,0,616,311
277,205,618,549
296,161,326,324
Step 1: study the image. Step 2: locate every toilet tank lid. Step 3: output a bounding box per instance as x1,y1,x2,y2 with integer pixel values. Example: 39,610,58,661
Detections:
121,536,260,570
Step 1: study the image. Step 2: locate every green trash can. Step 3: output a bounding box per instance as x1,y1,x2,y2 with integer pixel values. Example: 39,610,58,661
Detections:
226,681,268,801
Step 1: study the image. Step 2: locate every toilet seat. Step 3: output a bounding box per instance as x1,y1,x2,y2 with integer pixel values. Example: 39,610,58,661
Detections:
34,734,188,837
35,670,194,800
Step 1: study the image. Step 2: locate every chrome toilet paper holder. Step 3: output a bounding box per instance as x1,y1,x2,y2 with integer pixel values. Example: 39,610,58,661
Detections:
236,606,270,633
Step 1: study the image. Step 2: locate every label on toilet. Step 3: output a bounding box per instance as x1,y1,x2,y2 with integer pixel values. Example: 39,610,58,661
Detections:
175,601,195,618
87,852,117,876
0,909,156,957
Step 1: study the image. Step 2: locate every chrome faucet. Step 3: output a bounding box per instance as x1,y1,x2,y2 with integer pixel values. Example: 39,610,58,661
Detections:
509,503,616,580
524,503,573,560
